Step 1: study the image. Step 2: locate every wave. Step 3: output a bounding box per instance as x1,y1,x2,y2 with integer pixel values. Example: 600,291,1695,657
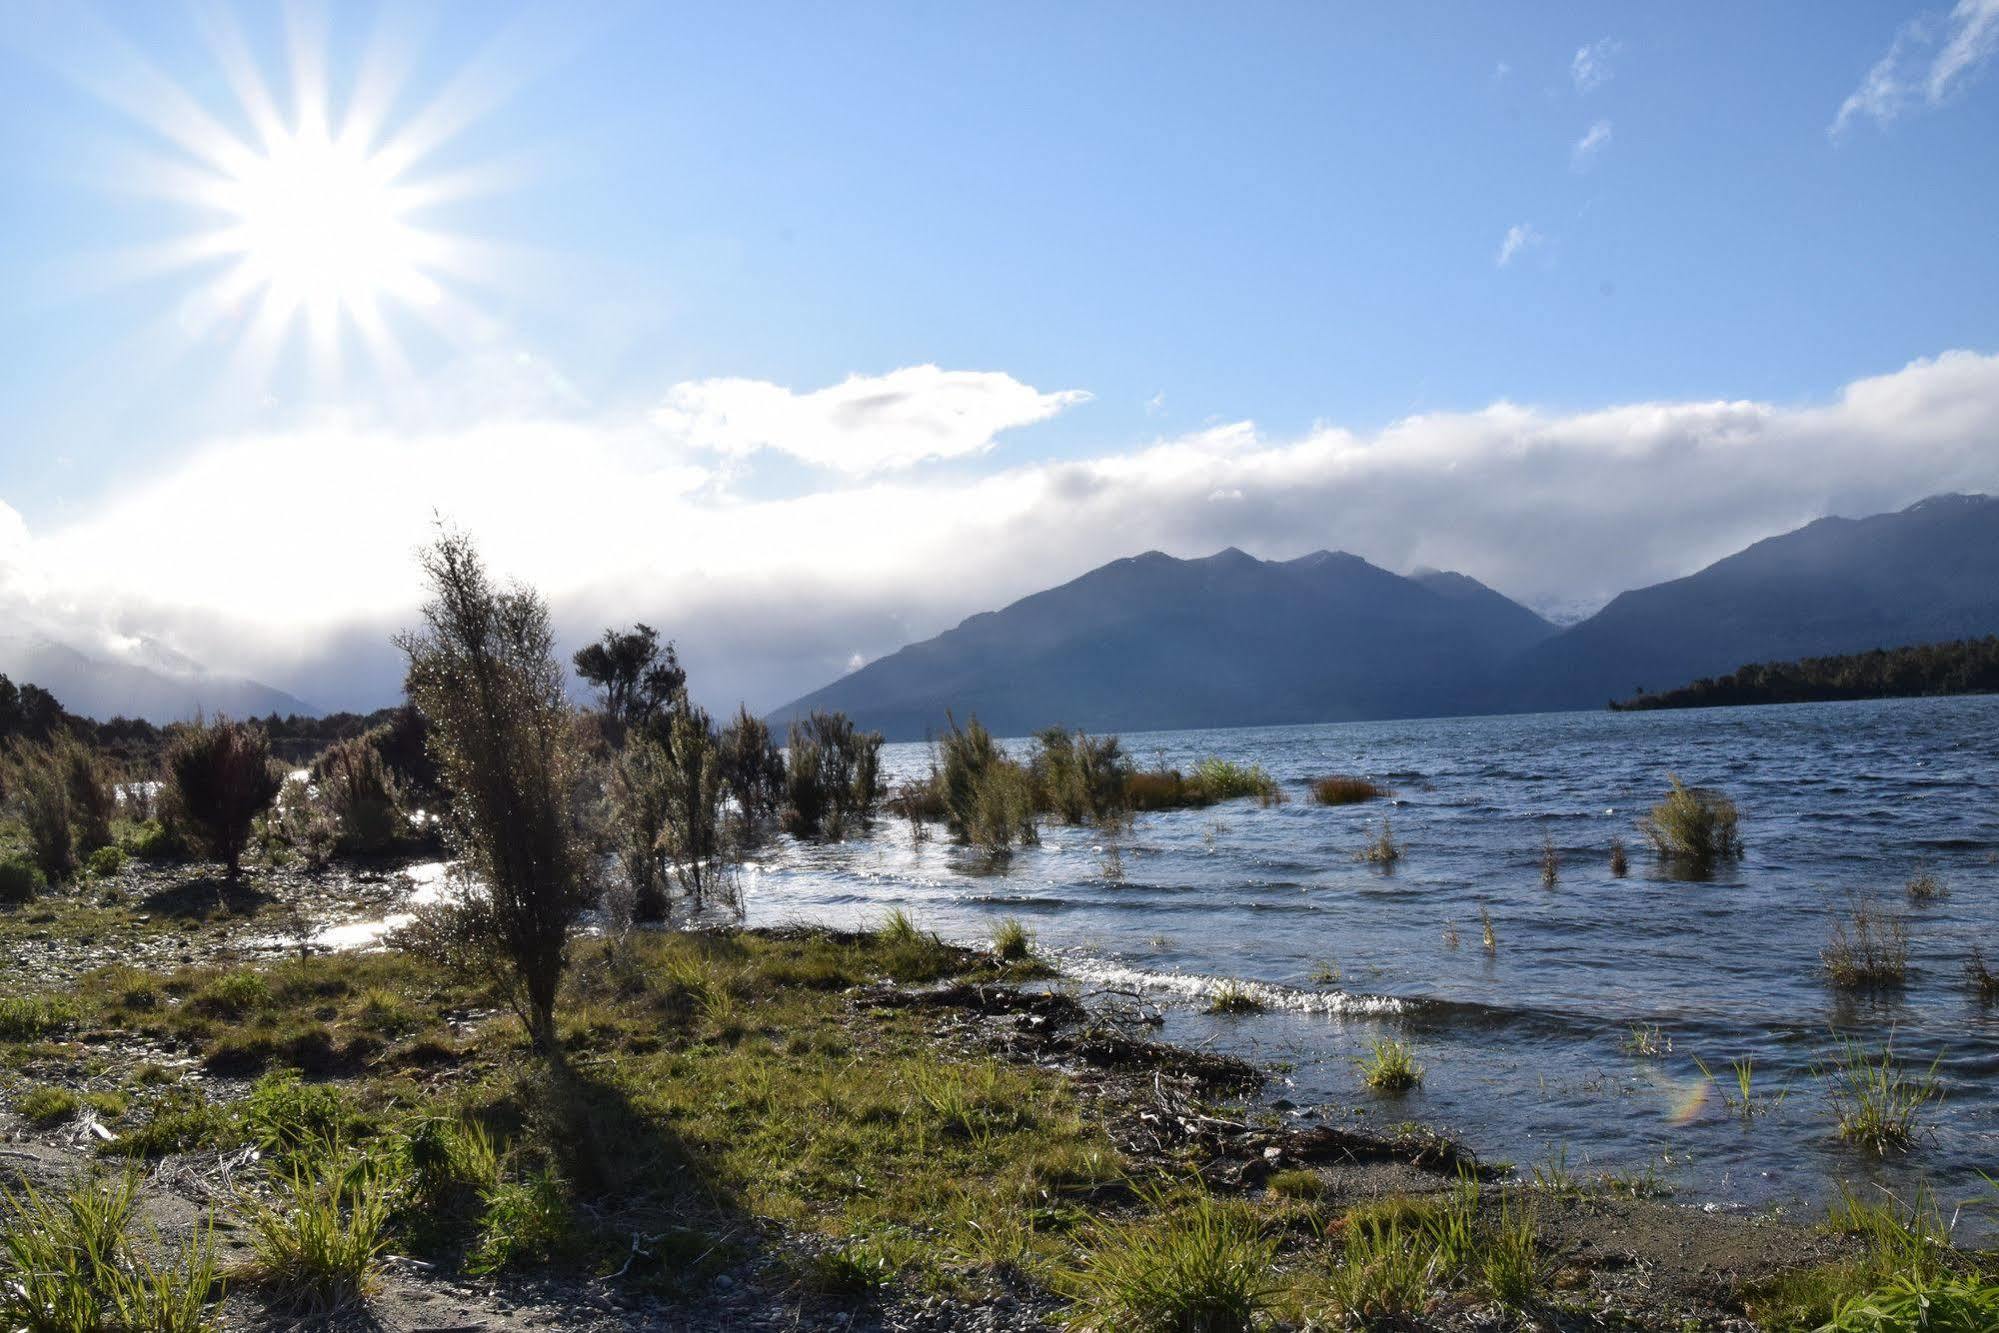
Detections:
1053,952,1409,1016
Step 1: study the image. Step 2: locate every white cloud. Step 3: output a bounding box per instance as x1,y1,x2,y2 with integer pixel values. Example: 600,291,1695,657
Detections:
1571,38,1620,93
1571,118,1613,169
1833,0,1999,135
1495,223,1544,267
651,364,1089,474
6,351,1999,714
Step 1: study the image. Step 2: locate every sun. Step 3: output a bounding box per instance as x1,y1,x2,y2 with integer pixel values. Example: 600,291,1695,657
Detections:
217,124,441,324
55,5,528,388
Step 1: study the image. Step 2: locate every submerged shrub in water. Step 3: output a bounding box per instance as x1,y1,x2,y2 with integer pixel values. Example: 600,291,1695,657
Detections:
1639,774,1741,872
1191,757,1283,806
1032,726,1131,826
1312,774,1389,805
940,716,1038,854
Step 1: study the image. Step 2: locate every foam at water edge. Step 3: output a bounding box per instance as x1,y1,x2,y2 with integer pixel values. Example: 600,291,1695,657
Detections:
1056,951,1407,1016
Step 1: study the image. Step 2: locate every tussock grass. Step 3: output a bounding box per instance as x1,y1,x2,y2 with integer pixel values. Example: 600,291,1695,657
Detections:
1312,1176,1543,1322
1356,818,1402,866
1060,1192,1277,1333
1478,906,1498,955
1639,774,1741,872
1608,836,1628,877
1311,774,1388,805
1822,895,1910,989
1621,1024,1669,1058
1539,830,1559,888
0,1170,220,1333
990,916,1034,962
19,1084,81,1127
1205,981,1265,1015
237,1138,390,1312
1966,946,1999,1000
1904,870,1947,903
1190,758,1284,807
0,993,77,1040
1823,1035,1942,1156
1357,1037,1423,1092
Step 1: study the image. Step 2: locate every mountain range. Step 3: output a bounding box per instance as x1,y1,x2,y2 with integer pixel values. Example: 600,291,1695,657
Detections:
0,633,312,725
775,494,1999,740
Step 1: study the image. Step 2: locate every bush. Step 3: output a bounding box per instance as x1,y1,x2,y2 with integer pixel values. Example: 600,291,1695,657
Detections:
782,711,885,840
1639,774,1741,872
0,856,45,903
86,845,126,878
164,717,283,875
313,735,404,855
662,705,732,913
1312,774,1389,805
5,742,75,883
718,705,785,834
53,734,117,857
1032,727,1131,825
1060,1195,1277,1333
1126,768,1211,812
468,1170,576,1274
991,917,1034,962
608,732,674,923
939,716,1038,854
398,528,591,1055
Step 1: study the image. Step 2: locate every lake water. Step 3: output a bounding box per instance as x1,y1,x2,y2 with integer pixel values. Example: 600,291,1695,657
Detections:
738,696,1999,1228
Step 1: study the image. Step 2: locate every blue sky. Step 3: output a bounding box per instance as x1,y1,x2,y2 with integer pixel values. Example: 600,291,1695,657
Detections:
1,3,1997,710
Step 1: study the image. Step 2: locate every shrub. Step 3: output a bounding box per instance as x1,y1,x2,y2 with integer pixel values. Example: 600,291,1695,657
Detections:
1539,830,1559,888
1126,768,1210,812
1032,727,1131,825
86,845,126,878
1824,1035,1942,1155
1190,757,1282,806
53,734,117,857
717,705,785,833
1966,946,1999,1000
398,528,592,1056
1358,1037,1423,1091
939,716,1038,854
608,731,674,922
313,734,404,855
238,1139,390,1313
164,717,283,876
1822,895,1910,989
242,1070,349,1158
0,856,45,903
468,1170,576,1274
1609,837,1628,877
782,711,885,840
661,705,732,913
1639,774,1741,872
1060,1195,1277,1333
5,742,75,883
1312,774,1388,805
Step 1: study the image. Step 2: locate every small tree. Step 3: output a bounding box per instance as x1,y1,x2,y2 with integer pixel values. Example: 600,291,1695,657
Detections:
608,734,674,922
662,704,731,912
163,717,282,877
313,734,404,855
398,529,590,1055
572,624,685,740
780,710,885,840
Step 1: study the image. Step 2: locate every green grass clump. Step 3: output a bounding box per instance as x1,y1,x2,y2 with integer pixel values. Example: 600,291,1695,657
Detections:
1312,774,1388,805
0,993,77,1040
1265,1169,1324,1201
1357,1037,1423,1092
237,1138,390,1313
1823,1035,1942,1156
242,1069,350,1158
1741,1182,1989,1330
1205,981,1265,1015
1190,758,1283,807
193,969,273,1017
990,916,1034,962
801,1237,903,1294
468,1169,577,1275
86,845,127,879
101,1089,235,1159
0,1171,220,1333
875,907,924,947
19,1084,81,1127
1822,896,1910,990
1313,1178,1542,1321
1639,774,1742,872
1060,1194,1277,1333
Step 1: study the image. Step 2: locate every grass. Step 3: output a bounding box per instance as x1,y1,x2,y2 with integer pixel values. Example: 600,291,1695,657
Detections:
1357,1037,1423,1092
1822,895,1911,989
1621,1024,1669,1057
1189,758,1284,807
0,1171,220,1333
237,1137,391,1312
1441,920,1460,950
1904,870,1947,903
0,993,78,1040
991,916,1034,962
19,1084,81,1126
1059,1192,1277,1333
1539,830,1559,888
1823,1034,1943,1156
1309,959,1342,986
1312,1178,1542,1322
1639,773,1742,872
1311,774,1389,805
1692,1053,1787,1120
1356,818,1401,866
1479,906,1498,955
1205,981,1265,1015
1967,946,1999,1000
1609,836,1628,877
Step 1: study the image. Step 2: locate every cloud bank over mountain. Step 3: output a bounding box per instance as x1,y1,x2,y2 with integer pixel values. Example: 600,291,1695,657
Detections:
5,350,1999,715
